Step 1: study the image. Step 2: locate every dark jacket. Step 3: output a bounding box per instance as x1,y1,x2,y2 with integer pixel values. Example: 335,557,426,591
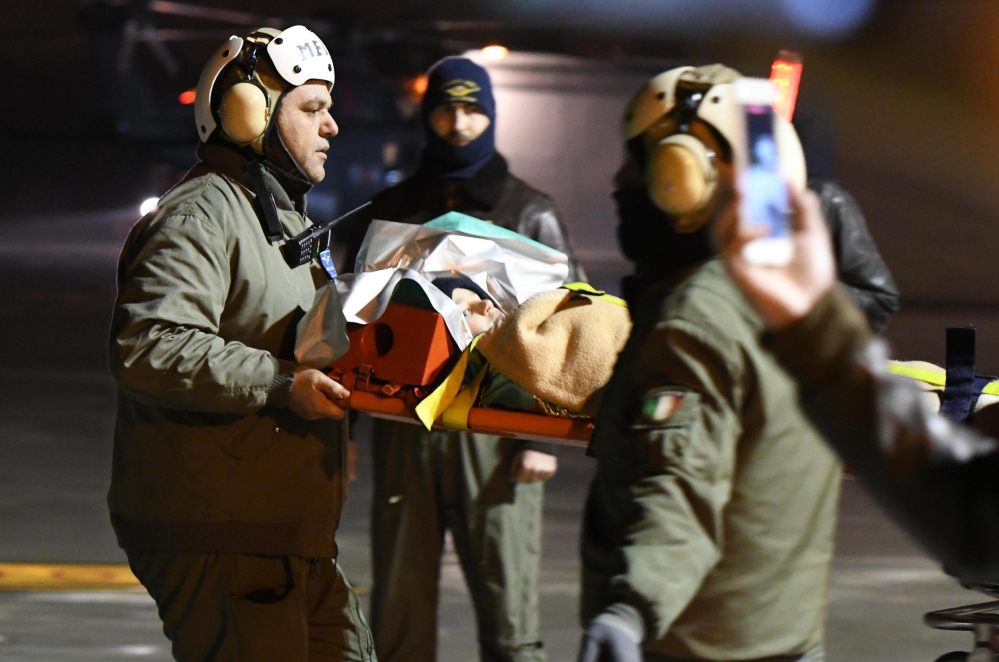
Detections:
108,143,347,557
337,153,585,282
812,179,899,333
772,285,999,585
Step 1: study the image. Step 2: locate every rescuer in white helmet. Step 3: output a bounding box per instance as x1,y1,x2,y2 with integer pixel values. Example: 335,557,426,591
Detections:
108,26,375,660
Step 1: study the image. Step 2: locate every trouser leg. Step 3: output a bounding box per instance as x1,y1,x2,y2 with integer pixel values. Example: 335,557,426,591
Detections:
128,550,376,662
127,551,312,662
306,558,377,662
446,433,547,662
369,419,445,662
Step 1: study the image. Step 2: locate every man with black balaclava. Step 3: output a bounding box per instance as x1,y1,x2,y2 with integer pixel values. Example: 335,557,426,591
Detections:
108,26,375,661
577,64,896,662
340,56,582,662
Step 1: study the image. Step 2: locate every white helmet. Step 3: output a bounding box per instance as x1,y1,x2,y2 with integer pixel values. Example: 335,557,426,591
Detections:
623,64,806,232
194,25,335,154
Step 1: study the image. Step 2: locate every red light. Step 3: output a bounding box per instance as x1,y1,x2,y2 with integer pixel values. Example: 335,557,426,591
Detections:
178,89,197,105
411,74,428,96
769,51,803,122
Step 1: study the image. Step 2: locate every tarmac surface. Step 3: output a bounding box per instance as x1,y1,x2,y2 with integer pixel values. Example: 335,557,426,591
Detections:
0,209,978,661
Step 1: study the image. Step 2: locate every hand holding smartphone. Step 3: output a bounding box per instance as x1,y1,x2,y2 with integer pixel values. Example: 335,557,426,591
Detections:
733,77,792,266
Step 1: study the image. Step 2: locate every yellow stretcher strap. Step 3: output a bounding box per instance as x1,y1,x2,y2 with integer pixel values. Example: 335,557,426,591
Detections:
888,363,945,386
415,335,483,430
889,362,999,396
561,282,627,308
442,365,488,430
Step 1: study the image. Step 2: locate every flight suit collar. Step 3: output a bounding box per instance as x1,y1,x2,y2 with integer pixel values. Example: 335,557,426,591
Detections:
197,142,309,215
622,259,709,309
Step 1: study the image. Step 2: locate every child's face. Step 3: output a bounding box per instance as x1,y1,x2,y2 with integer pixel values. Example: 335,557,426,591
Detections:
452,287,504,336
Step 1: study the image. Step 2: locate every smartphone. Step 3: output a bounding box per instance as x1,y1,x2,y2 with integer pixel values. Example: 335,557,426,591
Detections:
733,77,792,266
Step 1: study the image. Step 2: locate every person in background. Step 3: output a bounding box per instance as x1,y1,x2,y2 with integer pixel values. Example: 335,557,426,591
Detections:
810,178,898,333
108,26,374,661
343,56,587,662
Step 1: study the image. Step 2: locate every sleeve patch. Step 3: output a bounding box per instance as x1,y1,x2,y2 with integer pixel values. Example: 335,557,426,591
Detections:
635,388,699,428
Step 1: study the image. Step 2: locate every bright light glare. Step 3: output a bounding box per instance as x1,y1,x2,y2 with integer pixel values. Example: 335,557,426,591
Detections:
140,198,159,216
481,45,509,60
770,56,803,122
178,88,196,105
117,644,160,656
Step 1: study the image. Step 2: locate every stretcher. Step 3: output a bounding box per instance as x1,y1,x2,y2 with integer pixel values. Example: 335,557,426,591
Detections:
327,301,593,448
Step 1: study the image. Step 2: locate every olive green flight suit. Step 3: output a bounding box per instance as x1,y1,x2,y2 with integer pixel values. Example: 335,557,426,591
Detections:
109,142,372,661
582,259,841,660
370,423,545,662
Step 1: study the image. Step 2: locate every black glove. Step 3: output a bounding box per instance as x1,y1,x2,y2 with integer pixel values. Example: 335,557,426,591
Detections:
577,620,642,662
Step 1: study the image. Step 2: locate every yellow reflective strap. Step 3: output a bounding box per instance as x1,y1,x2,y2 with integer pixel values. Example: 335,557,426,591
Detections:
414,335,483,430
442,365,488,430
561,282,627,308
888,363,946,386
888,362,999,396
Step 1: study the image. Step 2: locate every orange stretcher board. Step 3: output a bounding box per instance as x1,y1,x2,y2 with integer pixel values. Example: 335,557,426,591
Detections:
330,301,593,448
345,389,592,448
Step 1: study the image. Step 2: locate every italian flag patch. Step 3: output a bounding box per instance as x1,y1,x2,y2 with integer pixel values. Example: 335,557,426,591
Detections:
642,389,686,423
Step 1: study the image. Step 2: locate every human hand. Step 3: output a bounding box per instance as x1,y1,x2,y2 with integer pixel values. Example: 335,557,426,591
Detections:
509,449,557,483
713,187,836,330
288,367,350,420
577,620,642,662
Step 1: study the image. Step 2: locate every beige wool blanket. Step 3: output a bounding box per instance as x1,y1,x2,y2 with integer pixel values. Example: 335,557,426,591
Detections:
476,289,632,417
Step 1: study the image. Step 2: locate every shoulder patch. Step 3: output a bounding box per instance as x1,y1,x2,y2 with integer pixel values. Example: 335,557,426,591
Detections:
635,388,700,429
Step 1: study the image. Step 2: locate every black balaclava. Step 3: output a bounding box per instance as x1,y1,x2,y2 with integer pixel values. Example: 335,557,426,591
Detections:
420,57,497,179
431,275,497,306
614,186,714,306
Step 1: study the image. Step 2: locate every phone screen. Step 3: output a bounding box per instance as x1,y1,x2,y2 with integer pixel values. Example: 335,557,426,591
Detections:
740,104,789,240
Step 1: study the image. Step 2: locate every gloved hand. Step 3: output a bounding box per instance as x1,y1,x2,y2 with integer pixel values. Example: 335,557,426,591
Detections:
577,620,642,662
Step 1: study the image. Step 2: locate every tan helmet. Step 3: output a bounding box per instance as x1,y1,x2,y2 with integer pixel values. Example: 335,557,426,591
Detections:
623,64,806,232
195,25,335,155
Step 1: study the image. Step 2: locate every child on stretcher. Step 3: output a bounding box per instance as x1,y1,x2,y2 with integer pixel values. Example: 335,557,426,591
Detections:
429,275,631,418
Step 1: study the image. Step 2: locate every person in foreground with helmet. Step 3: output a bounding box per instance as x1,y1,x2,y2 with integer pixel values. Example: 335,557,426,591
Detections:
714,184,999,585
339,57,582,662
108,26,375,661
577,65,843,662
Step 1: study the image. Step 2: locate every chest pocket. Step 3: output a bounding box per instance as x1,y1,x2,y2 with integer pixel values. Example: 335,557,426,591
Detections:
629,390,721,480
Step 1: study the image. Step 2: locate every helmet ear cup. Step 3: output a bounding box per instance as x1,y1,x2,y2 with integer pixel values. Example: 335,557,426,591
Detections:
218,81,269,145
646,133,717,217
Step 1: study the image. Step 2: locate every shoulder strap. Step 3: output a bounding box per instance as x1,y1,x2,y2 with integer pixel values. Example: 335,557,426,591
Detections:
244,160,285,244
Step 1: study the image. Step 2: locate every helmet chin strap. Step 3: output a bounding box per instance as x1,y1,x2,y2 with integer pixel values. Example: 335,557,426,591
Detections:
262,94,315,188
242,95,316,245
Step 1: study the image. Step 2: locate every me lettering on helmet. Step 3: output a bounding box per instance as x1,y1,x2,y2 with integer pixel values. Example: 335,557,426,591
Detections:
108,26,375,661
577,64,896,662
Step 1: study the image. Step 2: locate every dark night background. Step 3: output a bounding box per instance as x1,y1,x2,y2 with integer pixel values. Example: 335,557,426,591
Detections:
0,1,996,660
